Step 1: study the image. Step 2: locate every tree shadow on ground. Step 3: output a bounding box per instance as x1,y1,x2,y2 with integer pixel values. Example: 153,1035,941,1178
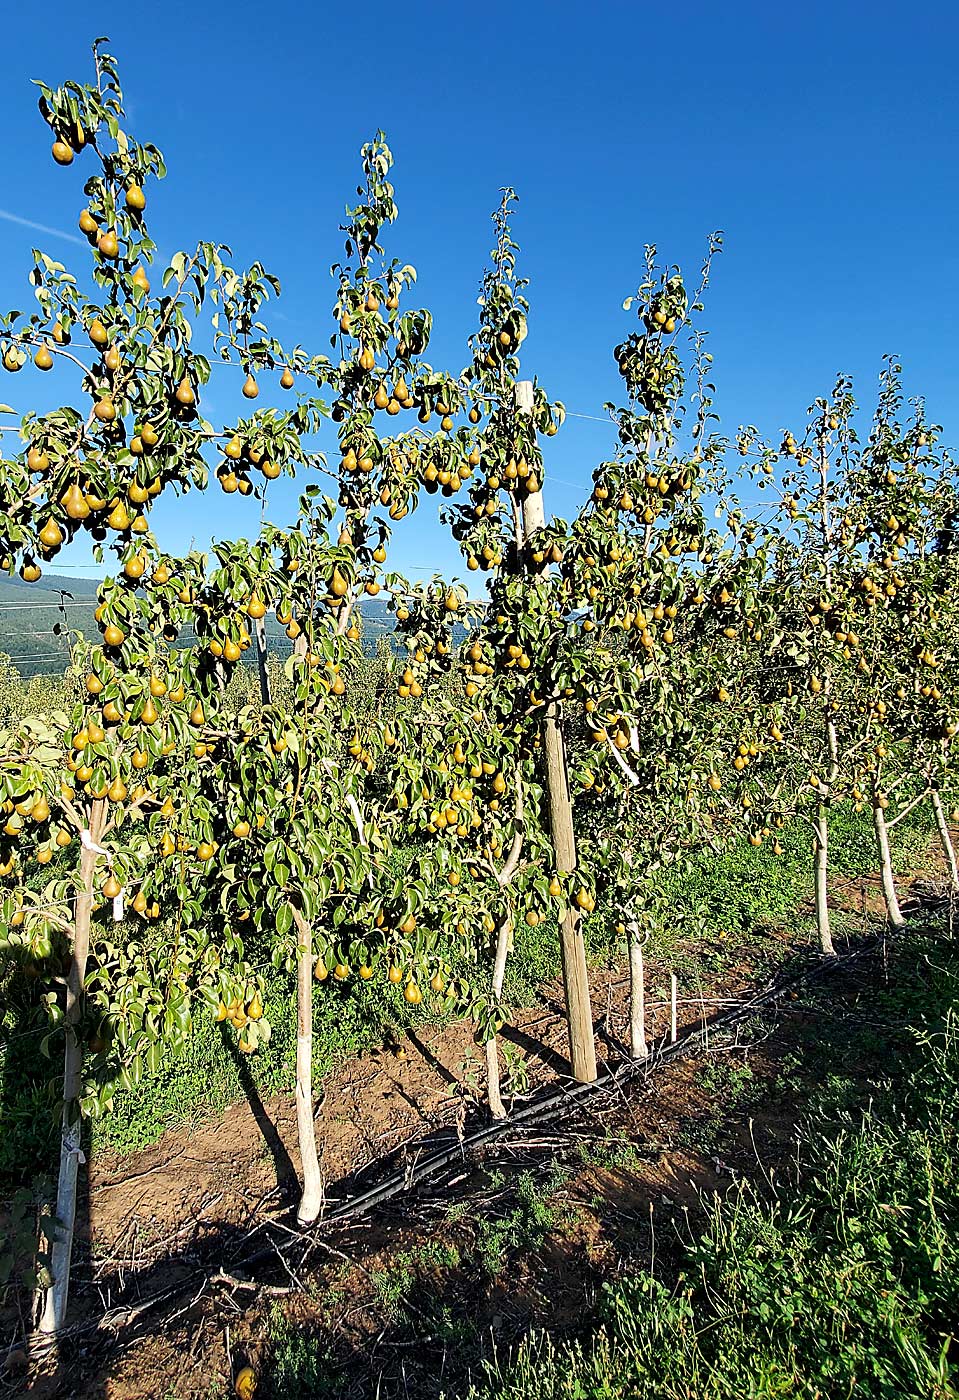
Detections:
219,1025,297,1195
15,920,949,1399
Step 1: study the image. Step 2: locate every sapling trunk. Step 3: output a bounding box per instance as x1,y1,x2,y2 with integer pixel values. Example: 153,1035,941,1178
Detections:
40,797,107,1335
292,910,323,1225
813,805,835,956
485,917,513,1119
930,789,959,891
873,802,906,933
627,921,648,1059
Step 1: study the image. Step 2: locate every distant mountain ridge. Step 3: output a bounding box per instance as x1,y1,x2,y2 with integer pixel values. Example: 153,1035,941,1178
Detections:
0,573,398,677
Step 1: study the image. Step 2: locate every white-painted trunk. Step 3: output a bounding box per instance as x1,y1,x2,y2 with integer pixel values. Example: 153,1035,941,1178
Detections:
931,789,959,892
293,913,323,1225
873,802,906,933
814,807,835,956
486,917,513,1119
627,923,648,1059
40,798,106,1334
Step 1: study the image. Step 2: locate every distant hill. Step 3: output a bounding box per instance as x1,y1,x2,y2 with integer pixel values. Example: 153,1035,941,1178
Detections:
0,573,400,677
0,572,102,675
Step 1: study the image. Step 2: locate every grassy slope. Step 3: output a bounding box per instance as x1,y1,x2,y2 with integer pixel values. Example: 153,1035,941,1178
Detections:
0,801,937,1186
466,929,959,1400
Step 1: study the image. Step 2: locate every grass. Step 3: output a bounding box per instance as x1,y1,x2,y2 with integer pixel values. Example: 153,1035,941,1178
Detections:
466,930,959,1400
0,797,939,1191
93,970,454,1158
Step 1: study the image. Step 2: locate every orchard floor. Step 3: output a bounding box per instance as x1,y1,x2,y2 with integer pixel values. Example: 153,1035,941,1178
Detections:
15,842,956,1400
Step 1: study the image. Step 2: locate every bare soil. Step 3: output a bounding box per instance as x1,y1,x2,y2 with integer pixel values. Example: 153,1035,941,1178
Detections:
13,847,954,1400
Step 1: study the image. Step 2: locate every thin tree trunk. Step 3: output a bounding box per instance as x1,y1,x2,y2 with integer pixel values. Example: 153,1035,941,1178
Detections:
40,797,107,1335
627,922,648,1059
873,802,906,933
292,909,323,1225
930,789,959,891
253,614,272,707
485,916,513,1119
814,805,835,956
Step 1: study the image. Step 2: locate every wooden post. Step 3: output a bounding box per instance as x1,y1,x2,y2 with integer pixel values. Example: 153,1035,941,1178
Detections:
517,381,596,1084
670,973,678,1044
40,797,107,1335
253,614,272,707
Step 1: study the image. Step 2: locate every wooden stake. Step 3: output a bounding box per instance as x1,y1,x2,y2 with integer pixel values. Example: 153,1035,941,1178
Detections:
518,381,596,1084
670,973,678,1043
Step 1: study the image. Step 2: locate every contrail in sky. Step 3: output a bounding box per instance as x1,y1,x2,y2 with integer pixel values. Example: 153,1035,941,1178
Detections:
0,208,86,247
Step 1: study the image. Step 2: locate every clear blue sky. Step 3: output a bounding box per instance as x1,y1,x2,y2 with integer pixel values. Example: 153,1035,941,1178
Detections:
1,1,956,587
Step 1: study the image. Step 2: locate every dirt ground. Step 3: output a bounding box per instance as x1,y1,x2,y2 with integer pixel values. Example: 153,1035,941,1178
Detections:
11,845,955,1399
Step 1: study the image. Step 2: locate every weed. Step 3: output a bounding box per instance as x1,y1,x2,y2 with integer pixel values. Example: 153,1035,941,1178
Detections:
467,932,959,1400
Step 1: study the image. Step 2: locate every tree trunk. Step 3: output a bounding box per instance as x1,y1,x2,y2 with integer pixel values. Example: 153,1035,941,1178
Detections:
543,707,597,1083
253,614,272,707
873,802,906,933
292,910,323,1225
485,916,513,1119
40,797,106,1335
813,805,835,956
627,922,648,1059
931,789,959,891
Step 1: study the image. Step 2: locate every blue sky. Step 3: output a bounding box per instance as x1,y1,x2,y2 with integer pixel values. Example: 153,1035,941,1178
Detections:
1,1,956,587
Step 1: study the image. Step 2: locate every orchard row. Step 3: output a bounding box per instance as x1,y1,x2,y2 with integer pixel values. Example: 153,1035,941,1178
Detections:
1,43,957,1332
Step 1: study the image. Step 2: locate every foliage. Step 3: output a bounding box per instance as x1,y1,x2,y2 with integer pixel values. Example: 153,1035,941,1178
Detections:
467,938,959,1400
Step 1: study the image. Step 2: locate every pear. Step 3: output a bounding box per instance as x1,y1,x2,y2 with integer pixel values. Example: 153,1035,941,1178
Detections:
107,501,131,531
241,373,259,400
63,484,90,520
125,183,146,211
34,345,54,371
38,519,63,551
